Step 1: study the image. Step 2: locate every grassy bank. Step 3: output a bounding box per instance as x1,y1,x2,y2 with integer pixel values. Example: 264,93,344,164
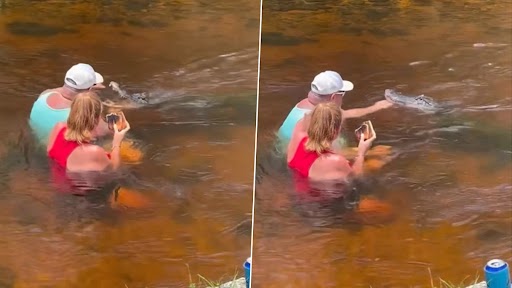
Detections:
428,268,482,288
187,264,243,288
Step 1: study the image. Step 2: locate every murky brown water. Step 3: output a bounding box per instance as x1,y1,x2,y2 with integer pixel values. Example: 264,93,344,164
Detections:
0,0,258,287
253,1,512,287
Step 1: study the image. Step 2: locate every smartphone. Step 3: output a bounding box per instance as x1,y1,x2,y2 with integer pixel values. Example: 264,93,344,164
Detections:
106,112,125,130
106,113,119,130
355,120,375,141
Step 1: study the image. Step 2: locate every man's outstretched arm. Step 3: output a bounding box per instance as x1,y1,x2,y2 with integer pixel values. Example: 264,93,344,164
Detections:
343,99,393,119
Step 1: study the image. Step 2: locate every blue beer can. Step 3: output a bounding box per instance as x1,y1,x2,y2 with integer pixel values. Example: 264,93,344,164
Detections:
243,257,251,288
484,259,511,288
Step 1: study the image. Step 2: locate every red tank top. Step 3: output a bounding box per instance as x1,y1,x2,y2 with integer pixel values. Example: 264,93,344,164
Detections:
288,137,333,177
48,127,81,168
48,127,111,169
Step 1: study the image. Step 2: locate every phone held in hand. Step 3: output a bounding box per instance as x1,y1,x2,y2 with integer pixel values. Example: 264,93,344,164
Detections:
355,120,375,141
106,111,126,131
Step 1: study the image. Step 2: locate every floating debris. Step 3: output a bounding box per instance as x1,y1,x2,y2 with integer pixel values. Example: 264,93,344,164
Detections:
409,60,431,66
473,43,509,48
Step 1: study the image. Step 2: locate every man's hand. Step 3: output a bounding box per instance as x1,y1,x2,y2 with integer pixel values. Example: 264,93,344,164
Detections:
343,99,394,119
374,99,394,110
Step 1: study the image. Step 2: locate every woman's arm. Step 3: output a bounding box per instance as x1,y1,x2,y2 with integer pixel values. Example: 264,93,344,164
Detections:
84,143,122,171
350,153,365,177
109,142,122,170
104,116,131,170
88,115,130,171
332,153,364,176
348,128,377,177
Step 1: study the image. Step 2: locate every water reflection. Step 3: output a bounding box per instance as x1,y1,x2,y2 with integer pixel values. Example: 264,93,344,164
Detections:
254,0,511,287
0,0,258,287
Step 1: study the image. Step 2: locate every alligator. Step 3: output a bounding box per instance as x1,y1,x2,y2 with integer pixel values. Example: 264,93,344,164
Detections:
383,88,512,151
109,81,149,105
384,89,444,113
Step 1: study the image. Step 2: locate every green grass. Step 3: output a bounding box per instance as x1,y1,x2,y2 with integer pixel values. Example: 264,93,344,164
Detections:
428,268,482,288
368,268,483,288
184,264,483,288
187,264,241,288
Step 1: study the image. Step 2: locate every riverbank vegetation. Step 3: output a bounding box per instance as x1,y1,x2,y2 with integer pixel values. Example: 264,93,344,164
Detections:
187,264,241,288
428,268,482,288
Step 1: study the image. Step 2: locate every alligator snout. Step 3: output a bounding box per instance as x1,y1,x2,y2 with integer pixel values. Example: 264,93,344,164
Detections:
384,89,401,102
384,88,440,112
109,81,120,90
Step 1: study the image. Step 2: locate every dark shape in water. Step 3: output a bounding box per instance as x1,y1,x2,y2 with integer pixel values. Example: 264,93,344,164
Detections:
476,226,508,243
126,18,167,28
413,0,433,6
261,32,316,46
6,21,76,37
264,0,334,13
337,24,364,36
364,6,395,22
123,0,154,11
0,265,16,288
0,0,7,11
368,26,409,37
96,15,125,26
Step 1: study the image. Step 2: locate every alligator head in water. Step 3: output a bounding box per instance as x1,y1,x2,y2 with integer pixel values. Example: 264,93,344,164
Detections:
385,89,440,113
130,92,149,104
109,81,149,104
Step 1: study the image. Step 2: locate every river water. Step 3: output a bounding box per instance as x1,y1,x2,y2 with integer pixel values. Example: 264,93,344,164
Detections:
0,0,258,287
253,1,511,287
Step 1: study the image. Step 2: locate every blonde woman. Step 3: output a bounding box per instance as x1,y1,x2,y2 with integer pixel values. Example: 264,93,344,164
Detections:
47,91,130,172
287,102,375,181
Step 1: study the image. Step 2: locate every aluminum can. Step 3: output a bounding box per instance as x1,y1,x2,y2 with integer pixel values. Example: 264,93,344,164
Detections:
243,257,251,288
484,259,510,288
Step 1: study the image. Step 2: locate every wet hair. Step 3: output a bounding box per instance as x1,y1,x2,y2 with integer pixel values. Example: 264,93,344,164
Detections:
305,102,343,154
65,91,103,144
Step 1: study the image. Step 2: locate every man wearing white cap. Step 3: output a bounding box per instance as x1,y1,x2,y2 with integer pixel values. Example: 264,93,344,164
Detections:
29,63,110,144
277,70,393,144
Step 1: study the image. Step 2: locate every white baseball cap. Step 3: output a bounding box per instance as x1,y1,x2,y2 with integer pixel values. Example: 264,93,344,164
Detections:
64,63,104,90
311,70,354,95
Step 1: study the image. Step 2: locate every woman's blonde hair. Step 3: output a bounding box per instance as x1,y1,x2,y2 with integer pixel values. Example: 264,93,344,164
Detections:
305,102,343,154
65,91,103,144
